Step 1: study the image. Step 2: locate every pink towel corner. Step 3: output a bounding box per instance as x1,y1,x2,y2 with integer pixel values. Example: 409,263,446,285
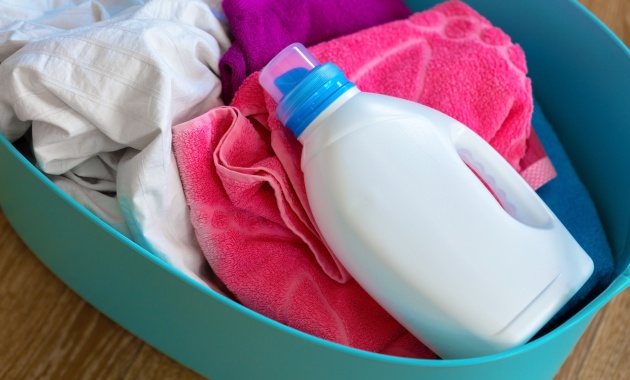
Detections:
173,105,434,358
173,0,556,359
308,0,552,177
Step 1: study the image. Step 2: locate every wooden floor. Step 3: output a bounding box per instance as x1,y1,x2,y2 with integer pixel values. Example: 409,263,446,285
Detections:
1,1,629,379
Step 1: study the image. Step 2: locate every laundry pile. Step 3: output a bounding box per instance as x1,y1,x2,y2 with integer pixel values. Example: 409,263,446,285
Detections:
0,0,614,358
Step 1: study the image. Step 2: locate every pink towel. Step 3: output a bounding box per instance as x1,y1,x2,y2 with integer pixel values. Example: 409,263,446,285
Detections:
173,0,555,358
307,1,553,177
173,106,434,358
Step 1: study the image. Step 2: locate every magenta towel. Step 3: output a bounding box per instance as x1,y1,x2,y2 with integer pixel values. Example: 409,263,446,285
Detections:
173,0,555,358
218,0,412,103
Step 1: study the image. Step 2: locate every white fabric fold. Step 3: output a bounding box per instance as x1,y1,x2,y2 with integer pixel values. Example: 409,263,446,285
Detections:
0,0,231,287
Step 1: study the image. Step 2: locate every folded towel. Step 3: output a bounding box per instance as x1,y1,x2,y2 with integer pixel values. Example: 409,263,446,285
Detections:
173,106,435,358
218,0,412,104
174,0,558,357
532,99,615,335
314,0,549,176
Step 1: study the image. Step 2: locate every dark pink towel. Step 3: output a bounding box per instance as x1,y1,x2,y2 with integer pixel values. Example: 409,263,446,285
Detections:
218,0,412,104
173,0,555,359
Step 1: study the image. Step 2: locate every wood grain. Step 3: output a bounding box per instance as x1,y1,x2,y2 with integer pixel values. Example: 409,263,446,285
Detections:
0,1,629,379
579,0,630,44
123,346,202,380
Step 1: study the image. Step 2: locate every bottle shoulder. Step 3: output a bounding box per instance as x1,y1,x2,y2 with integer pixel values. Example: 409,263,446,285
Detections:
305,92,462,148
299,93,463,173
323,92,458,130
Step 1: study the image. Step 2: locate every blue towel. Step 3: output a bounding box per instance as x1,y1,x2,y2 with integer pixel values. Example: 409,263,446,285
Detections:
533,98,615,335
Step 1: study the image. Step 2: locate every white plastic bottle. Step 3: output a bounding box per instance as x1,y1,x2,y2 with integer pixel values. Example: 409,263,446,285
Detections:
259,43,593,359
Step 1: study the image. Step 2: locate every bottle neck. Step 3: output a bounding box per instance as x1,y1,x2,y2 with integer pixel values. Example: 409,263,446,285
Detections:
297,86,361,145
278,62,355,138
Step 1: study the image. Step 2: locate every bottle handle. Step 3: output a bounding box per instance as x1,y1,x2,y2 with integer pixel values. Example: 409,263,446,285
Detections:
451,125,552,229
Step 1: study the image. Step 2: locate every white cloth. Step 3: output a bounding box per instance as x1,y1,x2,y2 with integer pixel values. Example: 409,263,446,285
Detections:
0,0,231,288
0,0,112,62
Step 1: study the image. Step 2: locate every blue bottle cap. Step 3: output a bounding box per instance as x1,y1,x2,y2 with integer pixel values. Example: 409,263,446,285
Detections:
259,43,355,137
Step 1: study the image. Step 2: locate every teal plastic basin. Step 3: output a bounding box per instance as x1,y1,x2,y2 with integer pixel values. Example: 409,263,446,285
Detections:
1,0,629,378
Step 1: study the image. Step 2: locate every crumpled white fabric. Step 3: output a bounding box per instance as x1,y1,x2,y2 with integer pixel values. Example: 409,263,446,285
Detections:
0,0,231,289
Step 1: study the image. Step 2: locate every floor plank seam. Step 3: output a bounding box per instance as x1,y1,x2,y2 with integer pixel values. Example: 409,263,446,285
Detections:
120,342,146,380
